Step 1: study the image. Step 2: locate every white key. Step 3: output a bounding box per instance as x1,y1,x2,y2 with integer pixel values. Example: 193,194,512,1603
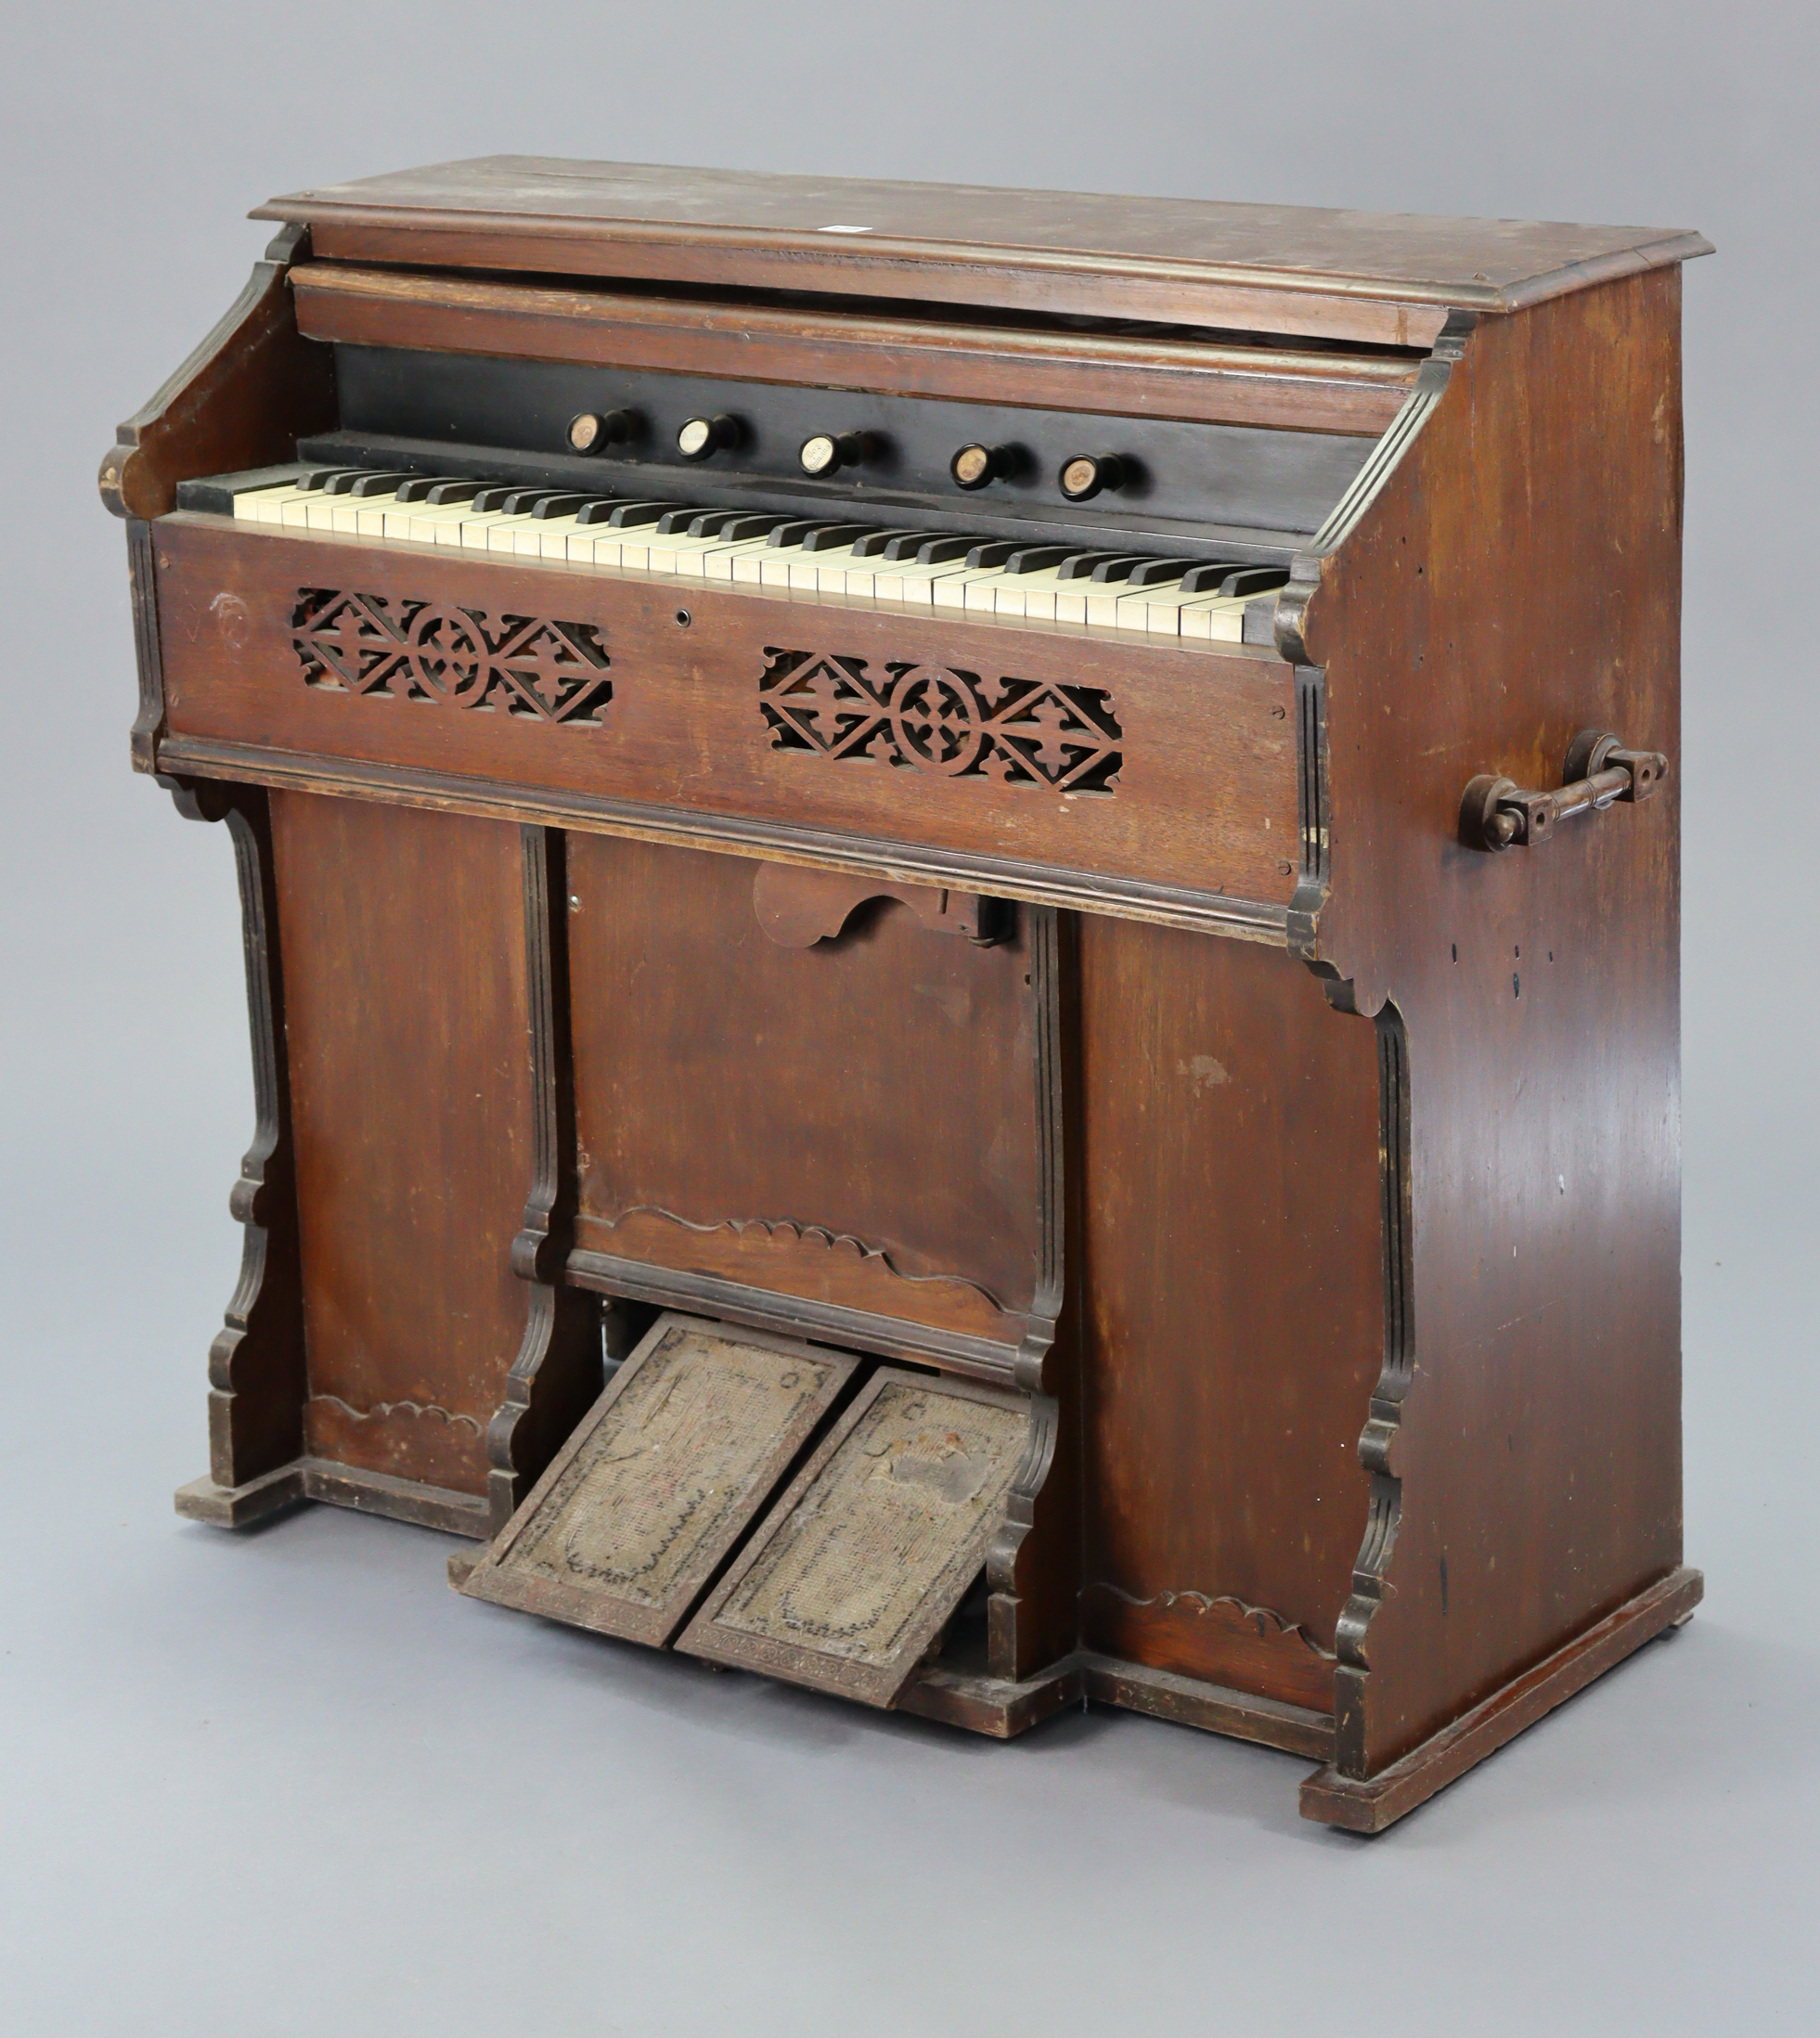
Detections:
535,514,587,560
484,513,542,553
511,516,566,557
962,569,1026,613
755,545,808,588
839,557,962,604
998,567,1091,626
699,537,782,582
792,544,871,595
447,506,524,548
299,489,348,532
354,492,405,538
933,564,1023,611
1178,593,1252,642
635,529,744,574
1113,582,1249,635
328,494,369,536
389,498,474,544
1085,576,1172,628
233,482,311,524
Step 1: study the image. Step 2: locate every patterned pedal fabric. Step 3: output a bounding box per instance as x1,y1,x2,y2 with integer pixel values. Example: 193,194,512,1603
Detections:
678,1369,1030,1706
461,1313,860,1646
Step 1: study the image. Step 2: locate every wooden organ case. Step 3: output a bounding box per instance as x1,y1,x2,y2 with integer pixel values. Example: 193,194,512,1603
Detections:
103,160,1708,1831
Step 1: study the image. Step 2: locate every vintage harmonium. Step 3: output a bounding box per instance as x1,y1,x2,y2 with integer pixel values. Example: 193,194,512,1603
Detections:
102,157,1708,1831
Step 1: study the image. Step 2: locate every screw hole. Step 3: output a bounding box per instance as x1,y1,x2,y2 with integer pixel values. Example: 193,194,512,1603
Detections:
675,609,692,628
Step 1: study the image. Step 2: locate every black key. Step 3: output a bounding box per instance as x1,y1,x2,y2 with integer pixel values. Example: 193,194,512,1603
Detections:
498,488,570,515
471,484,523,512
1004,546,1071,574
421,480,483,506
802,523,875,552
962,541,1022,570
777,522,870,550
681,508,749,537
1219,566,1290,598
531,494,593,520
395,475,458,503
912,534,993,565
1057,552,1139,582
1087,556,1155,584
714,513,794,542
765,519,840,548
346,471,421,497
575,498,638,524
654,506,716,535
849,528,928,558
881,530,944,561
296,468,361,493
1179,561,1259,596
602,500,674,529
323,470,381,495
1123,557,1201,587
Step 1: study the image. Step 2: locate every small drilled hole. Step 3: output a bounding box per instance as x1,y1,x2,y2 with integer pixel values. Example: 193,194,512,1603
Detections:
675,608,692,628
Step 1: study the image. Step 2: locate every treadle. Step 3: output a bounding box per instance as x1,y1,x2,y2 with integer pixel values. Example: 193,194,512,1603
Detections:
461,1312,860,1646
678,1368,1031,1707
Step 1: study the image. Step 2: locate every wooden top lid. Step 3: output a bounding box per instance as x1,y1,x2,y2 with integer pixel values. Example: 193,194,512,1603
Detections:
255,158,1710,345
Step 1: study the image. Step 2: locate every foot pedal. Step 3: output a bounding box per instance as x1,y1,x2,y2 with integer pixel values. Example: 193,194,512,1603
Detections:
678,1368,1031,1707
461,1311,860,1645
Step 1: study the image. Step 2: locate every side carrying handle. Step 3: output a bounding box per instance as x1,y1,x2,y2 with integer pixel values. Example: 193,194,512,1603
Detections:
1460,729,1670,853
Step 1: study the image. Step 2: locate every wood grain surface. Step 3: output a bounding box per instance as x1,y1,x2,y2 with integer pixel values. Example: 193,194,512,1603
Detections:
1294,268,1688,1777
290,262,1418,436
252,158,1709,343
1075,920,1383,1711
149,516,1300,926
270,792,533,1495
566,833,1045,1348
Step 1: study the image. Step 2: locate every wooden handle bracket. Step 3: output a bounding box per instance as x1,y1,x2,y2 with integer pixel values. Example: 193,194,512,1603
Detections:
1459,729,1669,852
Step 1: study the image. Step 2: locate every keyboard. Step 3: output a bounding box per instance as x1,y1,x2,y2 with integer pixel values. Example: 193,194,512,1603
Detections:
224,467,1283,641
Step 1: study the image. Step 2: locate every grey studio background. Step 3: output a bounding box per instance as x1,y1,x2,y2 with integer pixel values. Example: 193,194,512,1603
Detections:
3,3,1814,2032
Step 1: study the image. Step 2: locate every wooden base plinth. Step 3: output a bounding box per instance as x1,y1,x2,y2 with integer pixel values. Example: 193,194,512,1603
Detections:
1078,1652,1336,1759
1300,1565,1704,1834
174,1457,491,1538
899,1657,1084,1737
174,1464,309,1529
895,1651,1337,1754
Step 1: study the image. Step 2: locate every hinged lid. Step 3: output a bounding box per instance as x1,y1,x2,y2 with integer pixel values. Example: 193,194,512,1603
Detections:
254,157,1711,348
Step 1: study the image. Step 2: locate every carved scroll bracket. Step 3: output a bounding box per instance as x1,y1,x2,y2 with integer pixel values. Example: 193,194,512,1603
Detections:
159,777,308,1497
484,826,604,1534
751,861,1003,948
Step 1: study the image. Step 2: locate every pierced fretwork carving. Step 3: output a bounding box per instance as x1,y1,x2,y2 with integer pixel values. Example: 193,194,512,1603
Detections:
759,648,1121,793
290,588,612,724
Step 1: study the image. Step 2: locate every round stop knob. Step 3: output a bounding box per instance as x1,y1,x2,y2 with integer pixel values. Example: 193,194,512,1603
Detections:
567,409,639,455
1057,453,1128,502
949,442,1018,491
676,414,742,461
799,431,870,477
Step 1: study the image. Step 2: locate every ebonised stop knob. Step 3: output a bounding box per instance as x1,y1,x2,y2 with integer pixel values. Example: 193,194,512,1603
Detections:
1057,453,1128,502
567,409,640,454
677,415,743,461
949,442,1019,491
799,431,871,477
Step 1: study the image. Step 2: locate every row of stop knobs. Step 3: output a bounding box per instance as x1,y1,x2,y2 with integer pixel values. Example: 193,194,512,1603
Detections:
566,409,1132,503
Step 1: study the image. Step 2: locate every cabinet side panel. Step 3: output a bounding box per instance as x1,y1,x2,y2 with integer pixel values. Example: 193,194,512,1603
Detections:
1077,918,1382,1709
1302,269,1685,1772
269,792,532,1494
